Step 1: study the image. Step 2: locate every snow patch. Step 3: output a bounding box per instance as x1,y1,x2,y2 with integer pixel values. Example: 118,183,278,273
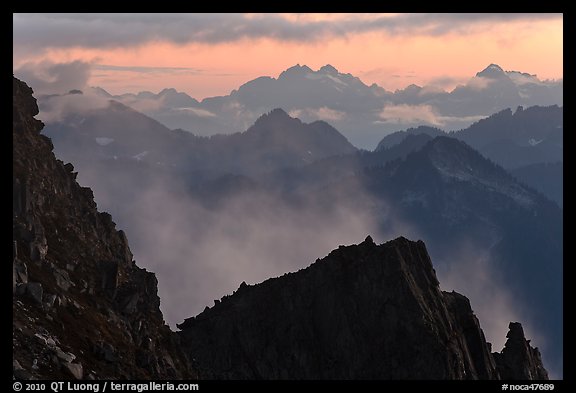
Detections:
325,74,347,86
305,72,347,87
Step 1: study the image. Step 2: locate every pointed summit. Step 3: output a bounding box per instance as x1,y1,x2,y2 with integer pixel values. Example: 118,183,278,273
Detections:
493,322,549,380
476,64,507,79
319,64,338,74
250,108,299,130
279,64,313,79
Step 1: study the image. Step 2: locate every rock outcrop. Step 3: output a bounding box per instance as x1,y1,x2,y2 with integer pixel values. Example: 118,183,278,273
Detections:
494,323,549,380
13,77,197,379
178,236,548,380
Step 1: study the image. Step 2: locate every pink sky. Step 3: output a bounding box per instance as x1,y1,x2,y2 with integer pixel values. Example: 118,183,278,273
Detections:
13,13,563,99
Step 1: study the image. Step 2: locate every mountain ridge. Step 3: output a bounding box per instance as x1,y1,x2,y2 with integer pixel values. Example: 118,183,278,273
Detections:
13,76,197,380
177,236,548,380
14,75,559,380
78,63,561,149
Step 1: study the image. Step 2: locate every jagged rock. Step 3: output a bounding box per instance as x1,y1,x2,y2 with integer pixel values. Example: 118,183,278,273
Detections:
53,268,73,291
54,347,76,363
13,359,23,371
29,220,48,262
443,291,499,379
55,295,67,308
29,240,47,262
63,362,83,380
494,322,549,380
118,230,134,264
100,261,119,298
34,333,57,347
25,282,43,305
121,292,140,314
12,76,197,379
178,236,547,380
43,293,57,309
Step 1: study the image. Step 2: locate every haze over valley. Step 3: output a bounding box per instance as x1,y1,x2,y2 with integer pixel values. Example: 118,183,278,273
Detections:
13,13,562,381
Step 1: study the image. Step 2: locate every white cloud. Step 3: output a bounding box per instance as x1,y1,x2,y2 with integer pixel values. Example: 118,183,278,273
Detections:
14,60,92,95
312,106,346,121
466,77,494,91
117,96,166,113
378,103,443,126
37,93,110,124
377,103,488,128
289,107,345,122
173,107,217,118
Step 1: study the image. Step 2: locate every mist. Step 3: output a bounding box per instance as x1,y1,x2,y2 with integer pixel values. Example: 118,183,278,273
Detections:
34,70,560,376
70,155,545,354
15,60,92,95
434,242,541,349
71,163,383,327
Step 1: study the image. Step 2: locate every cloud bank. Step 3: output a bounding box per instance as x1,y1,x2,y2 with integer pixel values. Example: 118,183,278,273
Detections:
14,13,561,51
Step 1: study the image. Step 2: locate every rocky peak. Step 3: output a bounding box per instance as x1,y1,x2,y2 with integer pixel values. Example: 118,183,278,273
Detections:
319,64,339,74
247,108,300,134
494,323,549,380
177,236,547,379
278,64,313,79
12,76,196,380
476,63,507,79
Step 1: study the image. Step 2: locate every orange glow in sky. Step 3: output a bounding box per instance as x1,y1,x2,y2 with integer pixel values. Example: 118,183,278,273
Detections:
13,13,562,99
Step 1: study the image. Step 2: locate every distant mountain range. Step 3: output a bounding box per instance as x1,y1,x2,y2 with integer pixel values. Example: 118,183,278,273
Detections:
41,102,563,376
85,63,562,149
43,105,356,178
14,74,550,379
376,105,563,206
268,135,563,375
43,93,563,208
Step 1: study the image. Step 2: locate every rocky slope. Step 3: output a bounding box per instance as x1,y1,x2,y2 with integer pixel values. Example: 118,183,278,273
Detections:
177,236,547,380
13,77,196,379
13,75,549,380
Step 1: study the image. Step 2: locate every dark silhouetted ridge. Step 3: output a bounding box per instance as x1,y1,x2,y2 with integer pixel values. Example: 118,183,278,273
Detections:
12,76,197,380
177,236,547,380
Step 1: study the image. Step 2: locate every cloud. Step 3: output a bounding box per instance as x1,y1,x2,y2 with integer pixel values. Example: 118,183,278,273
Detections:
173,107,217,118
435,241,546,355
37,93,110,124
377,103,488,128
94,64,204,75
14,60,92,95
378,103,443,126
69,163,382,328
466,76,495,90
289,107,346,123
13,13,562,51
426,76,466,90
12,60,115,123
115,96,166,113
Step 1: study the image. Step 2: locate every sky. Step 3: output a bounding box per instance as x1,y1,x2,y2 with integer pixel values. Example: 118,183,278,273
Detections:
13,13,562,99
